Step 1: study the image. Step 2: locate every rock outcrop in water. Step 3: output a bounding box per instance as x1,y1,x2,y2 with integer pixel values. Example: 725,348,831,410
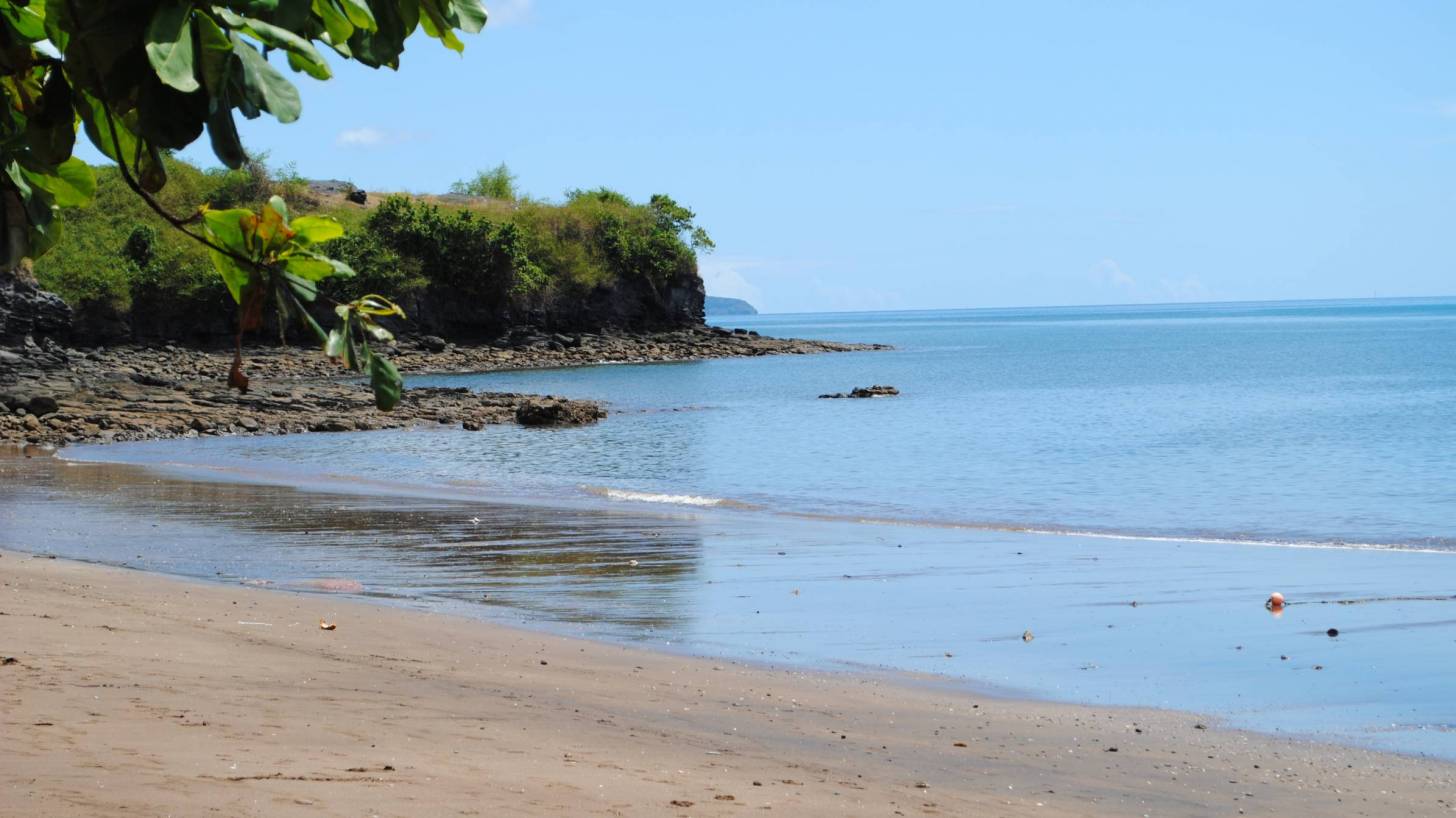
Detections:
818,385,900,399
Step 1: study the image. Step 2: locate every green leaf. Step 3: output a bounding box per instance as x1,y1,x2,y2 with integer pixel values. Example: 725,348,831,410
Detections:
368,354,403,410
335,0,376,30
282,270,319,301
216,9,332,80
1,2,47,41
18,158,96,208
202,206,254,251
232,34,302,123
451,0,487,33
145,1,200,93
284,253,334,281
209,251,253,302
289,215,344,245
26,68,77,166
311,0,354,43
195,12,235,96
418,0,464,52
206,105,248,169
77,92,142,167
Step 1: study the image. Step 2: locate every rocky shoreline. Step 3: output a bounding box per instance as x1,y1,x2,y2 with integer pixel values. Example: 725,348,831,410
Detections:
0,326,884,447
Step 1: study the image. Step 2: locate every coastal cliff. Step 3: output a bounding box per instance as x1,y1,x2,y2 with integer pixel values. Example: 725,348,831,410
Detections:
30,160,714,346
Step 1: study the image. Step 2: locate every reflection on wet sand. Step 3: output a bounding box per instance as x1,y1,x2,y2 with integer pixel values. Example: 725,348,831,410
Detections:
1,449,703,637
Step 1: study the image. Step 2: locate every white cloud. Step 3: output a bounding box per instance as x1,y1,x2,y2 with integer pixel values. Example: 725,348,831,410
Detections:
334,127,425,149
1435,100,1456,119
488,0,534,25
1093,258,1137,292
1091,259,1210,304
698,258,764,306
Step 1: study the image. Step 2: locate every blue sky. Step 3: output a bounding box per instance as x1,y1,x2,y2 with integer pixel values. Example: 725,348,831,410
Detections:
164,1,1455,313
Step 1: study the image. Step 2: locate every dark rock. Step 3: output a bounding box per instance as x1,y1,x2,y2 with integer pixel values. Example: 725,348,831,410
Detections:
1327,628,1339,637
130,372,175,388
418,335,449,353
515,398,606,427
0,268,71,344
26,395,59,416
819,385,900,399
345,187,368,205
312,418,355,433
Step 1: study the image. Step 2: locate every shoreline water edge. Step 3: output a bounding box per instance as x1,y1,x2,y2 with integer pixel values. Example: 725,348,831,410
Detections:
3,544,1454,817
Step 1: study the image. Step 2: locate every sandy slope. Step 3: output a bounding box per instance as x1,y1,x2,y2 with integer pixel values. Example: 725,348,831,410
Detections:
2,550,1452,817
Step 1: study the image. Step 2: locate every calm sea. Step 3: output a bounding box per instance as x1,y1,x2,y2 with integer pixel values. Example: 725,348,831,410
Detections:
100,296,1456,549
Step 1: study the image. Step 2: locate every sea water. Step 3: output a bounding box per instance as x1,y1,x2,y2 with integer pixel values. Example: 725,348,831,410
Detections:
21,296,1456,757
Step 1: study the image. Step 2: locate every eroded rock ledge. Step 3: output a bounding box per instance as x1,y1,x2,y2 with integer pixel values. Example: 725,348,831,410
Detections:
1,326,884,447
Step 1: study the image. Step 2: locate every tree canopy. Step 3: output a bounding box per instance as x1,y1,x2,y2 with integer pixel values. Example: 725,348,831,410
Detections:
0,0,488,407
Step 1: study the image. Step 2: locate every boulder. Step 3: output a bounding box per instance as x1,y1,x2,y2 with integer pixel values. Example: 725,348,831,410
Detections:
26,395,59,416
515,398,606,427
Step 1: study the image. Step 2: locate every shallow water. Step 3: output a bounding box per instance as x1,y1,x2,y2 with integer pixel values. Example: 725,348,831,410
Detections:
5,453,1456,760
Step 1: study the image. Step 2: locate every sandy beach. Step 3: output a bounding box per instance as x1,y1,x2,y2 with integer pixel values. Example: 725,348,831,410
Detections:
3,549,1453,817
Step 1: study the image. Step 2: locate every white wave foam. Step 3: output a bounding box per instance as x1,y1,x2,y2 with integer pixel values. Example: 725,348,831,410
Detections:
587,487,727,507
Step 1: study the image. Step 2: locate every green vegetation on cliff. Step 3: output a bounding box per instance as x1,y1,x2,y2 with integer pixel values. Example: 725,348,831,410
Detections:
34,159,714,340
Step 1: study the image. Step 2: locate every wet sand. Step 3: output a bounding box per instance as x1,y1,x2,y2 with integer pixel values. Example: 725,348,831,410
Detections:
4,548,1455,818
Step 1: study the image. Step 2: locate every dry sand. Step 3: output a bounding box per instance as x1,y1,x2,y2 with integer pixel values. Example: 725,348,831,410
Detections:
2,549,1452,817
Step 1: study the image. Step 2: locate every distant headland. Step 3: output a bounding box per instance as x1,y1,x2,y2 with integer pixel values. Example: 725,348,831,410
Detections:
705,296,758,316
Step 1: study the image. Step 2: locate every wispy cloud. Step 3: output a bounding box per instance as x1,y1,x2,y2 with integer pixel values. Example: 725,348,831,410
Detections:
1092,259,1209,303
334,127,427,149
487,0,534,26
1436,100,1456,119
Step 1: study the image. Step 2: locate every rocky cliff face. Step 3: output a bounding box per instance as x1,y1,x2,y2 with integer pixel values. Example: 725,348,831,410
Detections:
50,267,705,346
398,267,706,341
0,267,72,344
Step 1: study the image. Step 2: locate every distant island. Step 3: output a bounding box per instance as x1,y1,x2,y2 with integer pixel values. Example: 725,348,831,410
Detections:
705,296,758,316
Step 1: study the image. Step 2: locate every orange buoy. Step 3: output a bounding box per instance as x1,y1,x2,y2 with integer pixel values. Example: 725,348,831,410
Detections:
1266,592,1285,610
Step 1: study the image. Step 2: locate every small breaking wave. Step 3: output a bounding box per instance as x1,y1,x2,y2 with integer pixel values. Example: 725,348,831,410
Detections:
582,486,757,509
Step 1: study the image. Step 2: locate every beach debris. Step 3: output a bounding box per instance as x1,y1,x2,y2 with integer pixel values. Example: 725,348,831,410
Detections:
1022,629,1035,643
469,517,481,525
319,619,337,631
1,656,17,665
1314,664,1324,670
1266,592,1285,610
628,559,639,567
669,800,694,807
714,795,736,801
1326,628,1339,637
237,621,273,627
1194,723,1207,730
